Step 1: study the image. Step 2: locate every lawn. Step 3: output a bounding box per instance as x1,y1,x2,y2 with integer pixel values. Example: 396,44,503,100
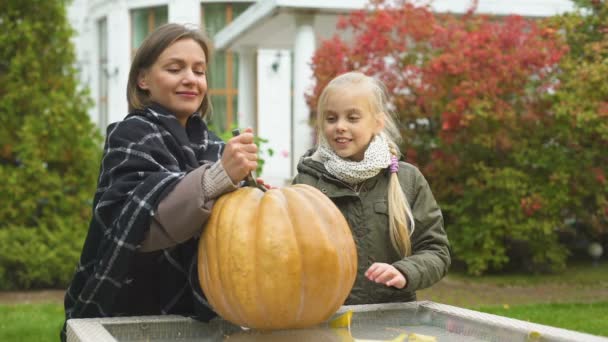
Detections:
448,260,608,287
475,302,608,337
0,303,63,342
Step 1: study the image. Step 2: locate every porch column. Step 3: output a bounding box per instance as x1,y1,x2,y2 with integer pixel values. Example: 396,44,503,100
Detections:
236,46,257,131
291,14,316,176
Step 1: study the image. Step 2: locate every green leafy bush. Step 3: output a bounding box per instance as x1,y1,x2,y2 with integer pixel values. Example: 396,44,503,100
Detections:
545,0,608,246
0,0,102,289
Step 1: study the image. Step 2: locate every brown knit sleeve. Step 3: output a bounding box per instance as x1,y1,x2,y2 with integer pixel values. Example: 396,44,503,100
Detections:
138,160,237,252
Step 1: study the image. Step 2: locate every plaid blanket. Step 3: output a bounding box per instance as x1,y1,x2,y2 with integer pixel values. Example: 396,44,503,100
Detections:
62,103,224,339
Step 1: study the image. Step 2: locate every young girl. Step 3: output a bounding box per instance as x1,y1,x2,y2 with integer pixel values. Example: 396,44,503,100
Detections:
293,72,450,304
62,23,258,338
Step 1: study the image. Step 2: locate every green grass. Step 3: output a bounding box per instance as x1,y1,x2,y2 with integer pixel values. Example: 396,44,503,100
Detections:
474,302,608,337
448,261,608,286
0,303,63,342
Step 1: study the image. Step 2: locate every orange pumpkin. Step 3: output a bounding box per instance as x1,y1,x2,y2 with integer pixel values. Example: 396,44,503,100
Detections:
198,184,357,330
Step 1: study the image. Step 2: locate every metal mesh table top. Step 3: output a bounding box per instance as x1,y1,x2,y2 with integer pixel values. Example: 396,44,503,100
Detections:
67,301,608,342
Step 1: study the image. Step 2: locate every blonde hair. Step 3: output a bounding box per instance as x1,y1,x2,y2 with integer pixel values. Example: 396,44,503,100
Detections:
126,23,212,117
316,72,415,257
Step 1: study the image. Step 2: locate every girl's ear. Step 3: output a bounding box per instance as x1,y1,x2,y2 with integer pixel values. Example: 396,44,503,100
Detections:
137,70,149,90
375,112,386,134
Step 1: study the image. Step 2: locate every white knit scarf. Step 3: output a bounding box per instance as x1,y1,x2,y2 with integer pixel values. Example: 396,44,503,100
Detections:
313,133,392,184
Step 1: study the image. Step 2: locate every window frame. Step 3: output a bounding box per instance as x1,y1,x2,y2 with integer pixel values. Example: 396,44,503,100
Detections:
201,2,253,131
130,5,169,58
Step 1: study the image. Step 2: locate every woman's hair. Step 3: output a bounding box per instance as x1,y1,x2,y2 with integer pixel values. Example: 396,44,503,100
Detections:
316,71,415,257
126,23,212,117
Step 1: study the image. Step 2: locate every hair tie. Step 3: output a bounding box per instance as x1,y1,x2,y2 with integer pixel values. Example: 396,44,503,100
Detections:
390,155,399,173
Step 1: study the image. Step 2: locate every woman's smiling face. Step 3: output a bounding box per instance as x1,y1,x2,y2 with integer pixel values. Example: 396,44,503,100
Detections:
137,38,207,125
322,84,384,161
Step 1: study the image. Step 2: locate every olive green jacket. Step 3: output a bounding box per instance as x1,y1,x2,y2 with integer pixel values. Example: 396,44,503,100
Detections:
293,152,450,305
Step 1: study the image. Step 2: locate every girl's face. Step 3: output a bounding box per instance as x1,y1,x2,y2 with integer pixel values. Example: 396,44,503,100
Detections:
322,84,384,161
137,38,207,125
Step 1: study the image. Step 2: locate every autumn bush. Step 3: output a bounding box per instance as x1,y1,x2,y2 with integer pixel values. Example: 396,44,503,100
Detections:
308,0,607,275
0,0,102,288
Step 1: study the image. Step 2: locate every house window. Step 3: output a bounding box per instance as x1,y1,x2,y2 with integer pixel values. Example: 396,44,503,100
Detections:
131,6,168,56
202,2,253,132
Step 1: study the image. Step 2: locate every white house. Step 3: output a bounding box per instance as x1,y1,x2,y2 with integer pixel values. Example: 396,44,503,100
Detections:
67,0,575,186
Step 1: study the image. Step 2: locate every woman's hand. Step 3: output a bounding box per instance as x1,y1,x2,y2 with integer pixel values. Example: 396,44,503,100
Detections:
365,262,407,289
221,127,258,184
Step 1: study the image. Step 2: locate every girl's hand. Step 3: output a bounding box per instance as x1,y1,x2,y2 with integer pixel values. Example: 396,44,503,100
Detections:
221,127,258,184
365,262,407,289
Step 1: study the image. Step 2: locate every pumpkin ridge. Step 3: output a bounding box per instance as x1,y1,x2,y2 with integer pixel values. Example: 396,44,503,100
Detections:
217,190,248,325
199,194,225,317
296,186,357,318
229,188,265,327
257,189,301,328
280,187,307,324
293,185,349,322
252,189,273,328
